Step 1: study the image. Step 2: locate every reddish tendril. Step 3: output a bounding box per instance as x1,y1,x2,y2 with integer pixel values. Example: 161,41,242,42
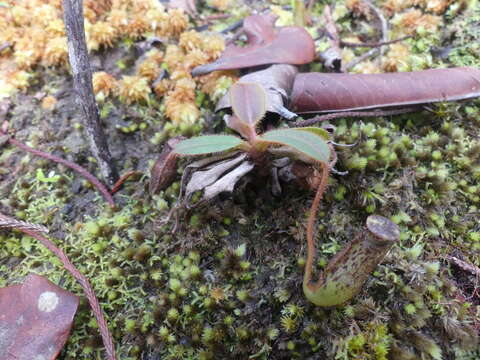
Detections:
1,125,115,207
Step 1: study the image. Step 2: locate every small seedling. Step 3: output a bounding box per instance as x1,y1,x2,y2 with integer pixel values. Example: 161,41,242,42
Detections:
170,82,332,204
152,82,398,306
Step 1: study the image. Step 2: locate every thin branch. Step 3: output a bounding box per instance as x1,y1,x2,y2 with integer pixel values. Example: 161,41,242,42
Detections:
63,0,118,186
365,0,388,57
0,213,116,360
0,42,11,53
221,19,243,34
5,136,115,207
290,107,420,127
345,0,389,71
341,35,411,48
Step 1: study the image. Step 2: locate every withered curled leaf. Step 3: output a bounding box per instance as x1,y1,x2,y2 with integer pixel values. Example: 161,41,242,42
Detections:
185,153,248,199
0,274,79,360
149,137,184,195
192,14,315,76
291,67,480,113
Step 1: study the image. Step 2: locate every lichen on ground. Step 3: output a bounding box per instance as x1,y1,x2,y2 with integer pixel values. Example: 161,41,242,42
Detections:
0,0,479,359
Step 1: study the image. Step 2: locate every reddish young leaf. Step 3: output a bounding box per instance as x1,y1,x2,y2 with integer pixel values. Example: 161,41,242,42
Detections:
192,14,315,76
217,64,298,119
224,114,254,140
291,67,480,113
0,274,79,360
229,82,267,127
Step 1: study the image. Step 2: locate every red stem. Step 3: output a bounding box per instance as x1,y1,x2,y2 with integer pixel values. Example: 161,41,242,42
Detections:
7,137,115,207
304,162,330,290
110,170,142,195
0,213,116,360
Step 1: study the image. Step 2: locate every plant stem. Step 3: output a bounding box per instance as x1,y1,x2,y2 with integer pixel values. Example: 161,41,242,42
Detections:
304,161,330,291
7,136,115,207
291,108,419,127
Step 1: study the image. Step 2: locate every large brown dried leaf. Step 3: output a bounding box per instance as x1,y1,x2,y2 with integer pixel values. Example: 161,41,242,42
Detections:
217,64,298,119
291,67,480,113
192,14,315,76
0,274,79,360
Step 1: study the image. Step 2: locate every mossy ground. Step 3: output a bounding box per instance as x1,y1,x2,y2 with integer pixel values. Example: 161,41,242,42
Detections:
1,1,479,359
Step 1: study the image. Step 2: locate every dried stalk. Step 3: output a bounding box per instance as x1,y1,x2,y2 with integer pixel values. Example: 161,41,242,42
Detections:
290,107,419,127
63,0,118,186
5,136,115,207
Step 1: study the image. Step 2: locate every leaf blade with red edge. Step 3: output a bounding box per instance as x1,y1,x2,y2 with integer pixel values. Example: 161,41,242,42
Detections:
173,135,245,156
260,128,330,163
229,82,267,133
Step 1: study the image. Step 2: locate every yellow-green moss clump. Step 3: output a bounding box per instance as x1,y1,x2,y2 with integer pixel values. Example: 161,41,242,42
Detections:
0,0,237,127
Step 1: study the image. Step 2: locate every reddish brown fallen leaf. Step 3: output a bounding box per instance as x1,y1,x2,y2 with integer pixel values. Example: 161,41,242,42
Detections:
291,67,480,113
192,14,315,76
149,137,185,194
216,64,298,119
168,0,196,16
0,274,79,360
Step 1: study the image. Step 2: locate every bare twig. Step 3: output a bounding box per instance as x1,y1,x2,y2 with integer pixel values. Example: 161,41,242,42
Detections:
341,35,411,48
0,42,11,53
63,0,118,186
0,213,117,360
204,13,231,21
0,215,49,233
221,19,243,34
290,107,420,127
4,135,115,207
366,0,388,57
318,5,343,72
345,0,388,71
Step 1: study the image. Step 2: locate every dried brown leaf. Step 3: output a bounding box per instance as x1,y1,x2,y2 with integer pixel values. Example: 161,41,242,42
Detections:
291,67,480,113
192,14,314,76
149,137,185,195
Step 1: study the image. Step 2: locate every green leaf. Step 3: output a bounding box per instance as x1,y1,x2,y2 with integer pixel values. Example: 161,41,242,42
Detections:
230,82,267,126
173,135,245,156
260,128,330,163
294,127,331,140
